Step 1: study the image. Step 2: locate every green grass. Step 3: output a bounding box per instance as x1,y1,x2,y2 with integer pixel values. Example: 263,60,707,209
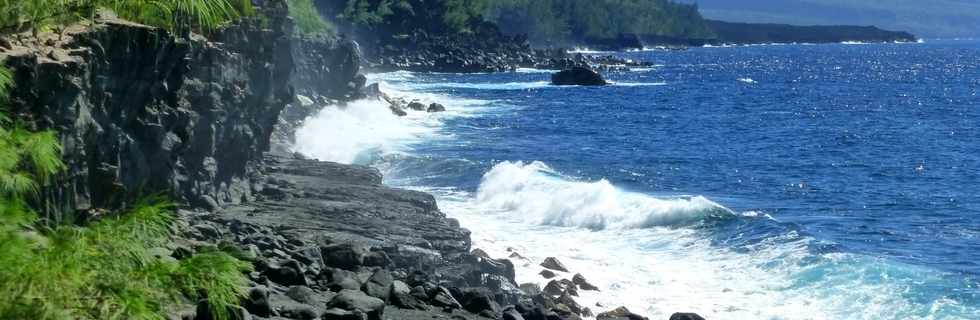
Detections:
288,0,334,35
0,64,252,320
0,0,255,35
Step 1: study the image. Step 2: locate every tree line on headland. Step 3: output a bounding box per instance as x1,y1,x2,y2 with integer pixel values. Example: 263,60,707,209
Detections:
319,0,716,46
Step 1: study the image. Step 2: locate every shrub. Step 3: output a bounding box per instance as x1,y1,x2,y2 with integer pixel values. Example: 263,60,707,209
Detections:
0,64,252,320
289,0,334,35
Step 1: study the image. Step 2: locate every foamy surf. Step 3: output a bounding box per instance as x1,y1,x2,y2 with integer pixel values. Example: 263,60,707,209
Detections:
475,161,734,230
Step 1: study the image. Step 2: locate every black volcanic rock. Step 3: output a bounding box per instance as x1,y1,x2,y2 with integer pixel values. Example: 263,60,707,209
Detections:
669,313,706,320
551,67,608,86
540,257,570,272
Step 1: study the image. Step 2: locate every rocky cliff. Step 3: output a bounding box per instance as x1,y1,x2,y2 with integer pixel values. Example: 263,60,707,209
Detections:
0,6,362,214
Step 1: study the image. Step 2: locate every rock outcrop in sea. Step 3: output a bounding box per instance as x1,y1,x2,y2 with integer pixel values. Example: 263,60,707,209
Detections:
552,67,608,86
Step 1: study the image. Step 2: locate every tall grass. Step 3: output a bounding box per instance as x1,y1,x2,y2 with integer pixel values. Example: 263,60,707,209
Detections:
0,0,255,35
0,64,252,320
288,0,334,36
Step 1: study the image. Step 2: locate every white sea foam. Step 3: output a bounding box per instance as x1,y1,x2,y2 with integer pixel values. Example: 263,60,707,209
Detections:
428,166,979,320
474,161,733,230
738,78,758,84
293,74,491,164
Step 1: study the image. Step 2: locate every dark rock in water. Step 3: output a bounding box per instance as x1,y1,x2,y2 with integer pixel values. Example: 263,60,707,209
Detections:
539,269,557,279
388,104,408,117
559,279,578,296
669,313,706,320
362,269,394,302
596,306,648,320
407,101,427,111
543,280,565,296
556,291,583,315
327,289,385,320
540,257,569,272
427,103,446,113
551,67,607,86
457,287,502,315
572,273,599,291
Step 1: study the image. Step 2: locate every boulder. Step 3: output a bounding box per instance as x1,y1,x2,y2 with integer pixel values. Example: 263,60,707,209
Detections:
572,273,599,291
458,287,501,315
407,101,427,111
669,313,706,320
361,269,394,302
551,67,607,86
320,243,367,270
427,103,446,113
539,269,557,279
324,268,362,291
322,308,368,320
326,289,385,320
243,286,272,317
540,257,568,272
262,259,307,286
428,286,462,309
596,306,648,320
390,280,427,310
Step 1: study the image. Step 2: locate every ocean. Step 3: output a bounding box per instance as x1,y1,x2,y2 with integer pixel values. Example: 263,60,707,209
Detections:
292,40,980,319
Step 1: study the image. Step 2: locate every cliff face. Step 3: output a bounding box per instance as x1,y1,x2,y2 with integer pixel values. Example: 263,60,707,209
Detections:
0,8,341,213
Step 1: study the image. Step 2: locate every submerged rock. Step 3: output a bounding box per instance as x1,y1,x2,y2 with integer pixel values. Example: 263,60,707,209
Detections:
551,67,608,86
596,306,649,320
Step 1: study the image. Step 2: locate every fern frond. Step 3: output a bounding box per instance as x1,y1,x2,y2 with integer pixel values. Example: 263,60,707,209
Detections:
18,130,64,183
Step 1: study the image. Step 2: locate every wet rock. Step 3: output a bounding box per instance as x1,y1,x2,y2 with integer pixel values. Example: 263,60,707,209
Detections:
427,103,446,113
457,287,501,315
327,289,385,320
407,101,427,111
362,250,393,268
596,306,648,320
551,67,607,86
572,273,599,291
669,313,706,320
540,257,568,272
539,270,557,279
543,280,565,296
519,283,542,296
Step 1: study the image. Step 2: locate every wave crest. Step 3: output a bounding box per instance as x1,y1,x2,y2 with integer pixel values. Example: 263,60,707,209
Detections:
476,161,734,230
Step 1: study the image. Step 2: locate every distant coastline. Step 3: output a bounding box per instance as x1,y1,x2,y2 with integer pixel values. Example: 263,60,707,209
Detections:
572,20,918,51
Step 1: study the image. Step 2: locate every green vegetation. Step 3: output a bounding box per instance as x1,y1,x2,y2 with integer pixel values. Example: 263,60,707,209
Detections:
0,0,254,35
322,0,488,34
288,0,334,35
0,64,251,320
483,0,716,44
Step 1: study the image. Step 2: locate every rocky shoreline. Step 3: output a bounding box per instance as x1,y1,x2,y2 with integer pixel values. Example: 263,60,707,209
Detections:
1,3,703,320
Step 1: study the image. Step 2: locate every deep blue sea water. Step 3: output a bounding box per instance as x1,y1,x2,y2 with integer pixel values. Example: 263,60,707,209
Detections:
294,40,980,319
